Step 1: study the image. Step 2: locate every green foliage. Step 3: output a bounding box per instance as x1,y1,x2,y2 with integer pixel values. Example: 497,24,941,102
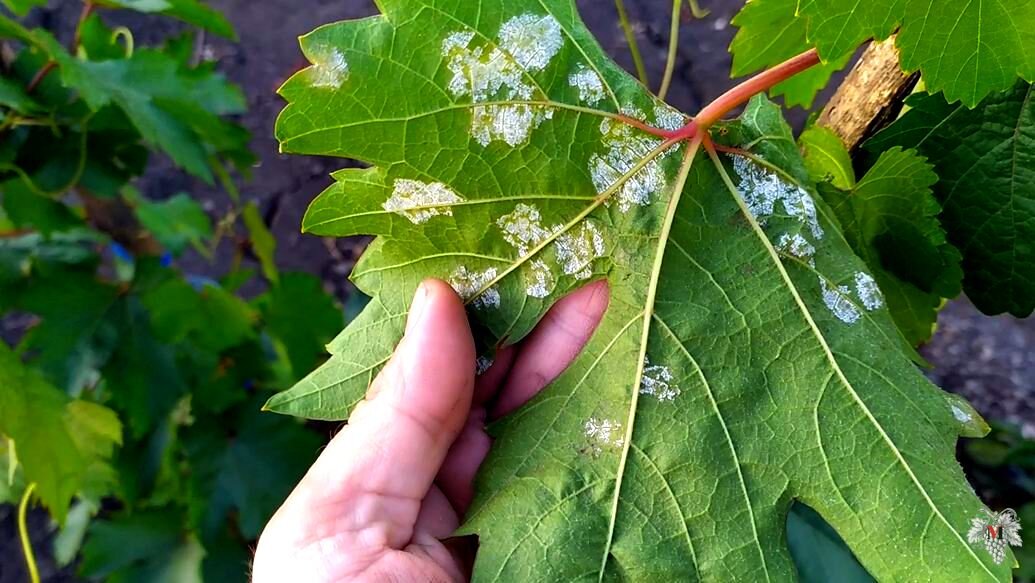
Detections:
809,143,963,346
0,2,339,580
270,1,1019,579
865,82,1035,317
732,0,1035,107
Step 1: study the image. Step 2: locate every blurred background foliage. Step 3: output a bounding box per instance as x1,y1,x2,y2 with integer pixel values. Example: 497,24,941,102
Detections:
0,1,345,580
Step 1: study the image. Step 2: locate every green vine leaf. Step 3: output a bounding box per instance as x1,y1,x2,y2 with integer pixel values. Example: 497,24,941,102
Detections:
0,343,122,520
729,0,849,109
815,145,963,346
270,2,1012,579
97,0,236,40
865,82,1035,317
733,0,1035,107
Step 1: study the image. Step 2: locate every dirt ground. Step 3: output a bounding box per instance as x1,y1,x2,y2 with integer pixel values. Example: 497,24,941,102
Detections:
1,0,1032,581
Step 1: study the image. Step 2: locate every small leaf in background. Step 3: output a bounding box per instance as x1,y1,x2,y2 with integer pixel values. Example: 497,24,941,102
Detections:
142,274,256,353
242,201,278,284
257,272,341,380
814,145,962,346
865,82,1035,317
0,0,46,16
0,343,121,520
800,126,855,190
53,499,99,567
0,179,84,235
135,193,212,256
184,396,320,542
80,507,200,582
787,503,874,582
99,0,237,40
0,75,42,112
103,298,187,438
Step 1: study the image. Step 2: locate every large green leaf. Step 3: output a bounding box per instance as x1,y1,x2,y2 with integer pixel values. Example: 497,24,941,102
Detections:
865,82,1035,317
732,0,1035,107
269,2,1012,580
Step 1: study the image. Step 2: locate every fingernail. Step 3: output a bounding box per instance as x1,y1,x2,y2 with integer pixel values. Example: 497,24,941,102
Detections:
406,281,430,336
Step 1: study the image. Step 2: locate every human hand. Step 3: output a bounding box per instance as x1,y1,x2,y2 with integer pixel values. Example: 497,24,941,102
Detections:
253,278,609,582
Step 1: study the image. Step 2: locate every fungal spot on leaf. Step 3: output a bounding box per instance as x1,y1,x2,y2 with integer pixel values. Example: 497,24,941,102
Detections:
591,108,667,212
526,259,556,298
448,266,500,309
853,271,883,311
442,15,562,147
653,103,686,131
568,65,606,105
731,155,824,240
308,48,349,89
951,405,971,423
497,203,561,255
584,417,624,455
776,232,816,264
554,220,606,280
944,394,989,437
820,278,861,325
498,14,564,71
640,358,680,401
383,179,464,224
471,104,554,147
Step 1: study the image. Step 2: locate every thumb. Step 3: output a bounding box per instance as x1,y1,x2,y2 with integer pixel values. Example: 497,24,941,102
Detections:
296,279,475,543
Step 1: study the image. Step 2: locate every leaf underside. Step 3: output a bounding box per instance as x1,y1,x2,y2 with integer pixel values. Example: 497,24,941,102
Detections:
270,1,1012,580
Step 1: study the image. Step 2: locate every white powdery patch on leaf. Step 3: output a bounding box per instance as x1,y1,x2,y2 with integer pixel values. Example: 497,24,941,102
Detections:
496,203,561,255
732,156,824,239
590,109,667,212
526,259,556,298
448,266,500,309
498,14,564,71
382,179,464,224
653,103,686,131
951,405,972,423
471,104,554,147
820,278,861,325
568,65,606,105
554,221,606,280
776,232,816,264
584,417,624,454
309,48,349,89
442,15,563,147
640,358,680,401
853,271,884,311
443,31,532,101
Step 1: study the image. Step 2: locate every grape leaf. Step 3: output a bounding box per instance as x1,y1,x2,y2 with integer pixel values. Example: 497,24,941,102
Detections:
81,507,203,582
183,396,321,541
269,2,1012,579
0,0,46,16
800,126,855,190
733,0,1035,107
729,0,850,109
0,343,121,520
97,0,236,40
134,192,212,256
865,82,1035,317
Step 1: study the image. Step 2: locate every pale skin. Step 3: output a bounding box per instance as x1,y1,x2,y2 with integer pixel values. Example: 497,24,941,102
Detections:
253,278,609,582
